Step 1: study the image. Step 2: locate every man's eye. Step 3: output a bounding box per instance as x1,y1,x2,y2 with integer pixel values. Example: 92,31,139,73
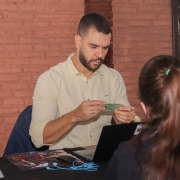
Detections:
91,45,97,49
103,47,109,50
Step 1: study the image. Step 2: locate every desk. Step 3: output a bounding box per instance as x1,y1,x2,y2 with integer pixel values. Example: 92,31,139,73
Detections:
0,157,108,180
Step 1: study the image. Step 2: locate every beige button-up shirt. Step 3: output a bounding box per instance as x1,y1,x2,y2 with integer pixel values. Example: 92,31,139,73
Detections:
29,54,130,149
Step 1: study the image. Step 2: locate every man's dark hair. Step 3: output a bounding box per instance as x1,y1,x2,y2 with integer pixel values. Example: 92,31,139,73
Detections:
77,13,111,36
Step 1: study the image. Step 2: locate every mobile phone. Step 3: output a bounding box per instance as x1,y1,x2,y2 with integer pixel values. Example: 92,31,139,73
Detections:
56,155,77,164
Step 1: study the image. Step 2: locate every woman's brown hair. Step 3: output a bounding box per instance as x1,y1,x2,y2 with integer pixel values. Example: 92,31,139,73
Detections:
138,55,180,180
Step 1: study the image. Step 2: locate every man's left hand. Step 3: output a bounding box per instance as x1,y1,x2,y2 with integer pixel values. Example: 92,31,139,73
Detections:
114,105,136,123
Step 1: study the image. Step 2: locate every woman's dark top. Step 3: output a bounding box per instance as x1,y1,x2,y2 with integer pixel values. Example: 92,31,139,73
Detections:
104,132,155,180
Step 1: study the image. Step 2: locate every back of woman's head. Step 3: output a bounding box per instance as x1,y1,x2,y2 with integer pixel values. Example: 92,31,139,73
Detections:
138,55,180,180
139,55,180,126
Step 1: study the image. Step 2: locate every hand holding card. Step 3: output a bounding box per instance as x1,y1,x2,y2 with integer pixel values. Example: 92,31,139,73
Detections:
113,105,136,123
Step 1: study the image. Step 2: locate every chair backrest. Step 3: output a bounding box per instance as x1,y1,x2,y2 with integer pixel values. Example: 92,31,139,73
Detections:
3,105,49,157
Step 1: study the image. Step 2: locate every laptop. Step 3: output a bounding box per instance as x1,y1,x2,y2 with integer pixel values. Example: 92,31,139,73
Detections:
70,122,144,162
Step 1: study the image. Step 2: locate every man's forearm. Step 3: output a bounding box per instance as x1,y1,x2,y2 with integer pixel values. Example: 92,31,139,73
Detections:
43,100,106,144
43,110,77,144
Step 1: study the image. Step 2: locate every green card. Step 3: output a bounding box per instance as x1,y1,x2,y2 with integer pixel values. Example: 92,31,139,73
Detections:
104,104,120,111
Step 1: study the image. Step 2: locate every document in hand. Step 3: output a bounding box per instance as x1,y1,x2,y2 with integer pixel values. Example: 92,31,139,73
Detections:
5,149,83,171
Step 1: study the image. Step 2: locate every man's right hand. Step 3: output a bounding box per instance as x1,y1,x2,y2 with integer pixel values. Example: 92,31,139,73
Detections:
42,100,105,144
73,100,106,122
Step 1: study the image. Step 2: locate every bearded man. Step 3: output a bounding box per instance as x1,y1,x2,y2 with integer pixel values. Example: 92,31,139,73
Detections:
29,13,139,150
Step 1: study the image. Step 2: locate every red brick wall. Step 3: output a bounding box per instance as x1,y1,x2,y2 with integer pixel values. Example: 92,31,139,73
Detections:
0,0,84,156
112,0,172,119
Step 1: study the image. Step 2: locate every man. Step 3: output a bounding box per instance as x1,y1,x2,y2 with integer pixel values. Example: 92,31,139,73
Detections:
29,13,140,149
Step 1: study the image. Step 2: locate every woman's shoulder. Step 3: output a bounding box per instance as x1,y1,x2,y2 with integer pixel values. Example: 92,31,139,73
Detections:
115,141,136,159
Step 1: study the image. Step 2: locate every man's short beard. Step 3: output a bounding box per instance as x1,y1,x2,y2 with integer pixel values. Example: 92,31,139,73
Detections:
79,50,103,72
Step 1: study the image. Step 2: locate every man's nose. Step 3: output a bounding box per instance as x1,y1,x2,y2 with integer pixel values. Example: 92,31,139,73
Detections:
96,47,103,58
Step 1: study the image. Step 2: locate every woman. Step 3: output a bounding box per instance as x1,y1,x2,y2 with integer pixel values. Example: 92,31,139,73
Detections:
104,55,180,180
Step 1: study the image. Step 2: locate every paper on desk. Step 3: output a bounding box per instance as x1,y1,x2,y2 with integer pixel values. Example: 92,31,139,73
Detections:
0,170,4,178
5,149,83,171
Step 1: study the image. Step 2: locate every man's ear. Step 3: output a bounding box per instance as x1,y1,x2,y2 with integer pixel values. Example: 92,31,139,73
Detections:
140,102,147,115
75,35,81,49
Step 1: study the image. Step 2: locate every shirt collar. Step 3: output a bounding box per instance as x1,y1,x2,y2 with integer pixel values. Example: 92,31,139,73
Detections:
66,53,104,78
66,53,79,78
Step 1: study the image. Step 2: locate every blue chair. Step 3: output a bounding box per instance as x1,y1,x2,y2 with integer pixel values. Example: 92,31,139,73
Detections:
3,105,49,156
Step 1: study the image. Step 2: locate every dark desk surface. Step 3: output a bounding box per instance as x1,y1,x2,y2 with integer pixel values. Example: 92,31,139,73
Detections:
0,157,108,180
